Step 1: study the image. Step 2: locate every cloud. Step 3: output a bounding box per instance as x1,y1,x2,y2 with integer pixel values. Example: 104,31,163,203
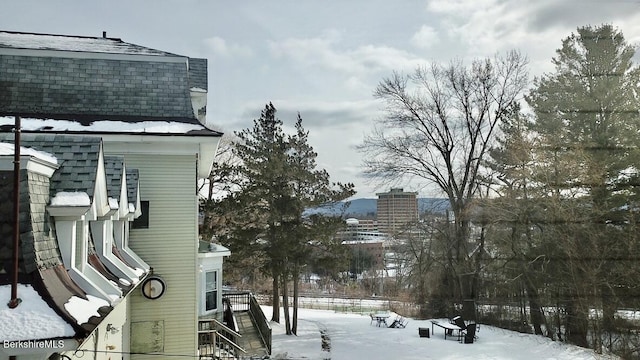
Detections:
425,0,640,61
268,30,423,75
204,36,253,58
232,98,382,130
411,25,439,49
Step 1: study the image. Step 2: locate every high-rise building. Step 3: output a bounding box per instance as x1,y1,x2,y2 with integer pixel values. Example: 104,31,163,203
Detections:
376,188,418,234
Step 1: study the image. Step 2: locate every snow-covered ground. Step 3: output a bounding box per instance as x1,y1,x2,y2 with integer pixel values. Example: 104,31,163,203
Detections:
263,306,620,360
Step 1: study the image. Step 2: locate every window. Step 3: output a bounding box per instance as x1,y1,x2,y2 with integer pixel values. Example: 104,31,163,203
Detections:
132,201,149,229
205,270,217,311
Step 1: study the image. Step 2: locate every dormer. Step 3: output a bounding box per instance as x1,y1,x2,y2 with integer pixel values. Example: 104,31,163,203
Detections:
103,157,150,274
48,194,122,302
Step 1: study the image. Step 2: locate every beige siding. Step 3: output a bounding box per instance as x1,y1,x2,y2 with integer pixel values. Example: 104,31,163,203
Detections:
106,152,198,359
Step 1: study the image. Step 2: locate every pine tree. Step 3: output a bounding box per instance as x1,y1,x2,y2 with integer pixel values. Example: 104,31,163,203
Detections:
527,24,640,349
482,104,551,335
217,103,354,334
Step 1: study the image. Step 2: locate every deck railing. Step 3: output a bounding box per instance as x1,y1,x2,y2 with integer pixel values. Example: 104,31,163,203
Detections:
222,291,272,355
248,293,272,354
199,318,242,347
197,328,246,359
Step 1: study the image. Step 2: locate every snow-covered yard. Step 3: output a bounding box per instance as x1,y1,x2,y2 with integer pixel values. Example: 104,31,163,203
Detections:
263,306,620,360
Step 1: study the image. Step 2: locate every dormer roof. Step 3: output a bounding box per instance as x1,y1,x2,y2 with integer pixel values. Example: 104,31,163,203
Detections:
0,134,101,199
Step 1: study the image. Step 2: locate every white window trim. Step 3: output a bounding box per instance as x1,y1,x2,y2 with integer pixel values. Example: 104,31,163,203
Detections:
90,211,141,284
113,219,150,272
202,270,219,314
49,211,122,303
198,250,229,316
111,166,149,272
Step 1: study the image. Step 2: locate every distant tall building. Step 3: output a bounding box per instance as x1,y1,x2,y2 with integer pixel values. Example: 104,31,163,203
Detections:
376,188,418,234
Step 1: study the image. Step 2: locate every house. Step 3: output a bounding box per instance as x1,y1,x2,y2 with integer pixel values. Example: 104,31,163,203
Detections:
0,30,269,360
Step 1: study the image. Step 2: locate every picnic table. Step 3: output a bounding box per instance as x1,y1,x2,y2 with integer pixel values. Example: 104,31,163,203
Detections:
430,320,462,340
372,313,390,327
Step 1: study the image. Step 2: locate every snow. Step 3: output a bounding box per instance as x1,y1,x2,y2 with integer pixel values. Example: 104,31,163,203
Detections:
264,307,621,360
108,197,119,209
0,142,58,164
63,295,110,325
132,268,145,277
50,191,90,206
0,117,207,134
0,32,170,56
0,284,75,341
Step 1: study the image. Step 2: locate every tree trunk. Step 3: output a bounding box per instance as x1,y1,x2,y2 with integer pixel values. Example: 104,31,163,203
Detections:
600,284,616,350
271,272,280,322
282,275,292,335
524,276,545,335
565,295,589,348
293,268,299,335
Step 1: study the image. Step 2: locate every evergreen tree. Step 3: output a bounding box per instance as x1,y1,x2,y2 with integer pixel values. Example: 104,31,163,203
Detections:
214,103,354,334
482,104,550,335
527,24,640,350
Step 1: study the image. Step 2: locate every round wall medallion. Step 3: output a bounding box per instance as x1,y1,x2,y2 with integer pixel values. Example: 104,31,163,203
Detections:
141,276,166,300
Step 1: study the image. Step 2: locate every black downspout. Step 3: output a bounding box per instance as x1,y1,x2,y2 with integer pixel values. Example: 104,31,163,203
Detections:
8,116,21,309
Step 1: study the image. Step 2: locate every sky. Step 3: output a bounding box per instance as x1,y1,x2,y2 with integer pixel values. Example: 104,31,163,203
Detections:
264,306,625,359
2,0,640,198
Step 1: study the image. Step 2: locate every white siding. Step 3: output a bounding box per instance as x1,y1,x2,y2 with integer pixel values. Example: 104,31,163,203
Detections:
104,151,199,359
67,297,130,360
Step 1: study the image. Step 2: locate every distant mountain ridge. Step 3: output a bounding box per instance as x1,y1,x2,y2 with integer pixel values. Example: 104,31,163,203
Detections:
307,198,449,217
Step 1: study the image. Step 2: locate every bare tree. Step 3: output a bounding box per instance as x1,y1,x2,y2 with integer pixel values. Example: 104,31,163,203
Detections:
198,132,243,201
360,51,528,306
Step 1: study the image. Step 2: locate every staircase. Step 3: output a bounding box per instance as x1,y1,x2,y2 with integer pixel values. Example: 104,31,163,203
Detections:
198,292,271,359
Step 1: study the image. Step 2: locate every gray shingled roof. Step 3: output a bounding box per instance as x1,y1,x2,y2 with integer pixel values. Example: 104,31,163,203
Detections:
126,169,139,206
104,156,124,200
0,134,100,198
0,168,62,276
188,58,208,91
0,55,196,121
0,31,208,123
0,31,177,56
104,157,140,207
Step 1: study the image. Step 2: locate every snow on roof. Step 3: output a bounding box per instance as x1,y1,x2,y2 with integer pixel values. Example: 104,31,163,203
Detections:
0,284,75,341
50,192,91,207
132,268,145,277
63,295,110,325
0,117,207,134
108,197,119,210
0,31,176,56
0,142,58,164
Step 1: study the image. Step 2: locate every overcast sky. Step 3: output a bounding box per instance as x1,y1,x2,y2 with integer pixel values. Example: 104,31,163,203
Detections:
2,0,640,198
